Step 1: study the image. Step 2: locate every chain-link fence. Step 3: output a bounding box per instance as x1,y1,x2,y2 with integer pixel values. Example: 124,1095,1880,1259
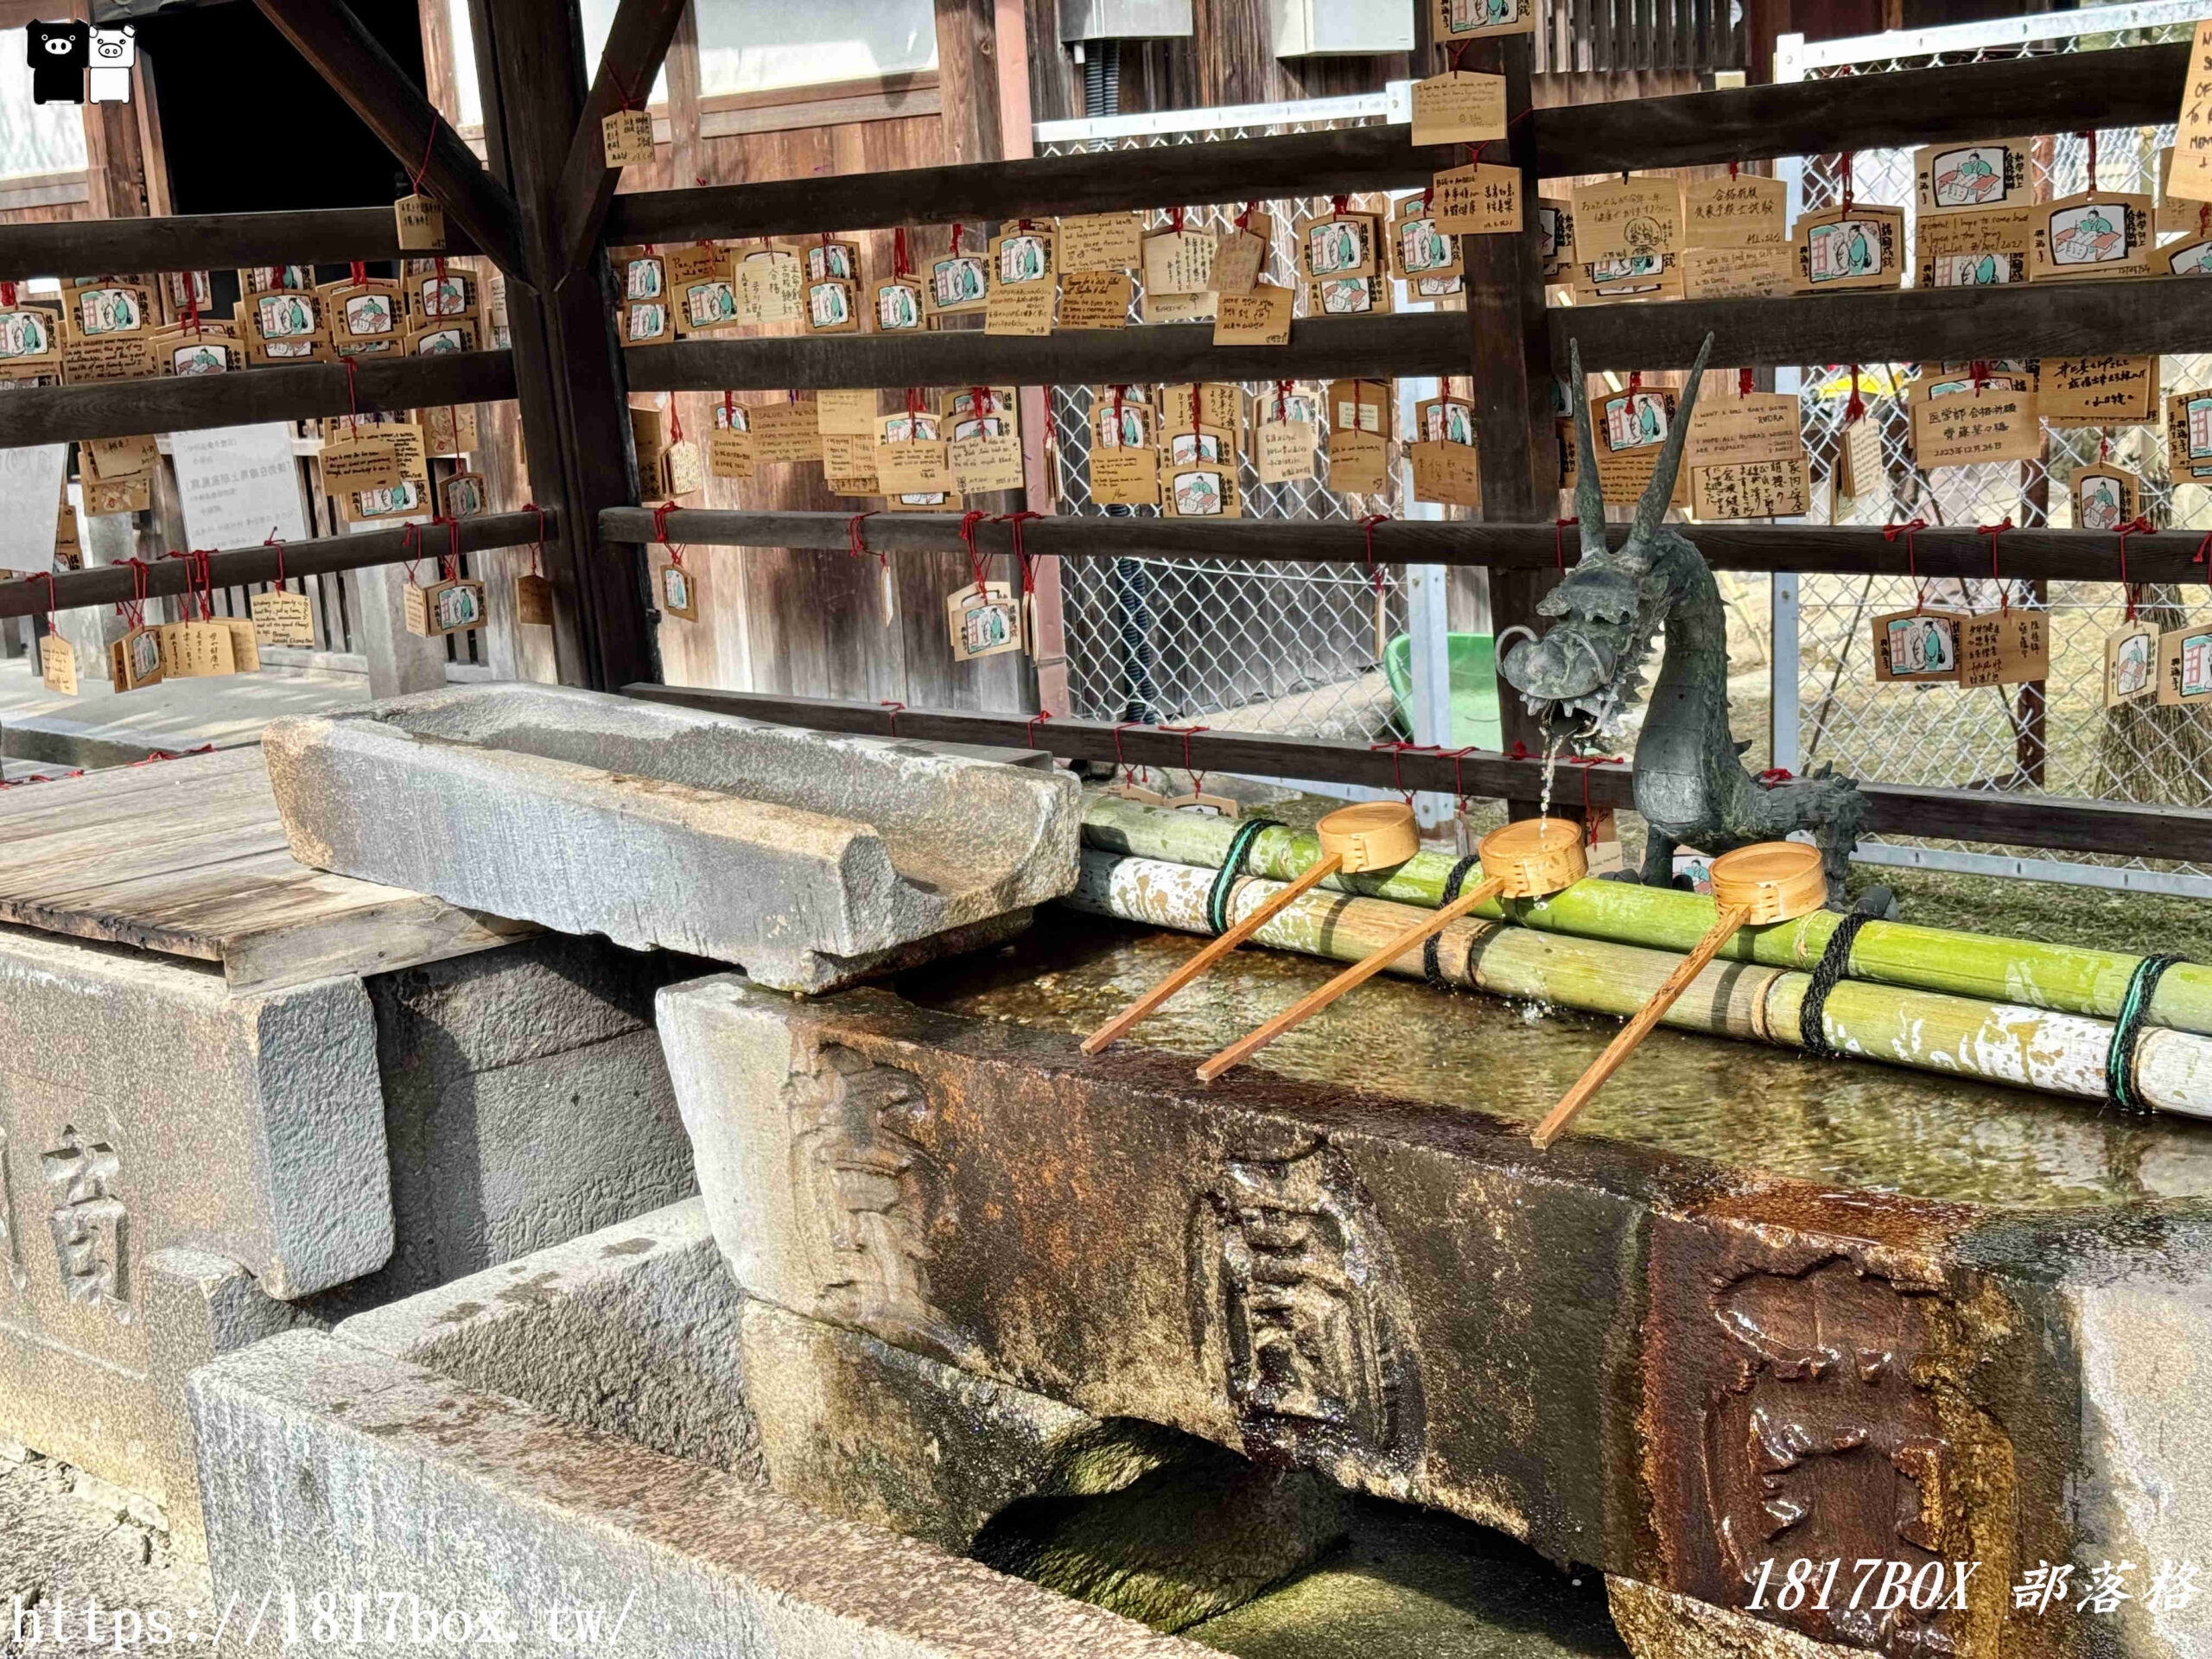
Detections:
1039,104,1420,745
1780,3,2212,889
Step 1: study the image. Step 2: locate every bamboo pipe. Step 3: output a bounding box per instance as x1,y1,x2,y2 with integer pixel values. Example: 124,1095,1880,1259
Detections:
1077,792,2212,1038
1530,842,1827,1148
1065,847,2212,1118
1197,817,1586,1084
1082,802,1418,1054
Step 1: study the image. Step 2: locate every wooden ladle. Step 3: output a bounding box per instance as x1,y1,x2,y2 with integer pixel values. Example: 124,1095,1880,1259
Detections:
1082,801,1421,1055
1195,815,1587,1084
1529,839,1827,1150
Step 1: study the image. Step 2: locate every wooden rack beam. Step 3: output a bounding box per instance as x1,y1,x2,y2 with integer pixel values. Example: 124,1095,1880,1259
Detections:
0,509,554,622
622,315,1457,391
0,208,483,282
601,44,2186,244
620,277,2212,391
1,351,516,446
624,682,2212,863
1560,41,2188,175
1561,277,2212,372
600,508,2211,587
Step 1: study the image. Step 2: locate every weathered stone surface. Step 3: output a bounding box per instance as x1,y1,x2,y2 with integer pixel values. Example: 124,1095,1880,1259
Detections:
304,934,701,1317
263,683,1083,991
741,1291,1096,1550
0,922,694,1525
970,1437,1349,1632
1606,1579,1862,1659
191,1331,1202,1659
336,1193,1344,1621
1192,1500,1625,1659
144,1247,312,1560
2045,1219,2212,1659
658,973,2209,1659
0,928,382,1497
337,1198,758,1477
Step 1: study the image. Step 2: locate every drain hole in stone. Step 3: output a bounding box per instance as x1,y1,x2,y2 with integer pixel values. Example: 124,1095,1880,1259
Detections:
967,1420,1624,1656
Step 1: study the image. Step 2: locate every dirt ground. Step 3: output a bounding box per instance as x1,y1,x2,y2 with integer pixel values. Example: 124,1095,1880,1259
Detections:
0,1451,208,1657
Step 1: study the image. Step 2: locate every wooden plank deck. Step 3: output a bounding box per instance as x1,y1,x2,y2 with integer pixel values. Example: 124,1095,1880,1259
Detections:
0,747,531,994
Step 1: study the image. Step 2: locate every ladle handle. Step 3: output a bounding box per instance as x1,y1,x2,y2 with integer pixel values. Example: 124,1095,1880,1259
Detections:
1197,875,1510,1084
1081,854,1345,1054
1530,902,1752,1149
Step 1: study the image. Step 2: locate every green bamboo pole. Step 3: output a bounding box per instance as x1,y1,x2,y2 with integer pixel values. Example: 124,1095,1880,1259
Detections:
1068,848,2212,1119
1081,792,2212,1037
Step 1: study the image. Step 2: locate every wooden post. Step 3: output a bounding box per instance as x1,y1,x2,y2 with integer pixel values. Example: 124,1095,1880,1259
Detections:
918,0,1034,715
464,0,658,690
1461,35,1560,802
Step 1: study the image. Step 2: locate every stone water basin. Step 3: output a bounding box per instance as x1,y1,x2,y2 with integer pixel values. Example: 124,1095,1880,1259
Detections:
657,910,2212,1659
262,684,1081,992
906,914,2212,1211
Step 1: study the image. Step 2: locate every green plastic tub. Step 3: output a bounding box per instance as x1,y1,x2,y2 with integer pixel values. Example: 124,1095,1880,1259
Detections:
1382,632,1503,752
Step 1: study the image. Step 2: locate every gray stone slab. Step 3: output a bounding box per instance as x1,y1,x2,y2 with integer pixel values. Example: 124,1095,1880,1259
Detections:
263,683,1082,991
144,1247,314,1560
655,971,2212,1659
0,924,695,1522
337,1198,760,1478
0,927,384,1497
0,928,388,1300
190,1330,1201,1659
302,934,701,1317
333,1196,1344,1628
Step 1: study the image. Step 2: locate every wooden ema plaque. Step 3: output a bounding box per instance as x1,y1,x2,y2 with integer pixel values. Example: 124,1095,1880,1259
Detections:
1195,814,1589,1085
1532,838,1823,1149
404,577,486,639
1792,204,1905,291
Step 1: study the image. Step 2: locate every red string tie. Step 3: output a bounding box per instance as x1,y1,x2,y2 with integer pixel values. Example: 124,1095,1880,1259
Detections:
522,501,545,576
408,124,438,196
880,699,906,737
1025,710,1052,748
1160,724,1211,797
958,509,991,599
1844,364,1866,425
1357,513,1389,594
1440,745,1478,815
1554,516,1576,571
652,501,683,568
1567,752,1624,841
116,556,153,629
1369,741,1440,806
1978,518,2012,613
1112,720,1147,787
997,510,1044,594
1884,517,1929,613
847,511,876,562
2116,515,2153,623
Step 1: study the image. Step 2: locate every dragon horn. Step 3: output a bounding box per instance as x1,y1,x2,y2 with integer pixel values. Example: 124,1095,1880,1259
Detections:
1569,339,1605,559
1629,331,1716,546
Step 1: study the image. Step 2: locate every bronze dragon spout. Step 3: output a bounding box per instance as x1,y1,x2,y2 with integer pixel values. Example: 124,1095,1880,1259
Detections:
1497,334,1872,910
